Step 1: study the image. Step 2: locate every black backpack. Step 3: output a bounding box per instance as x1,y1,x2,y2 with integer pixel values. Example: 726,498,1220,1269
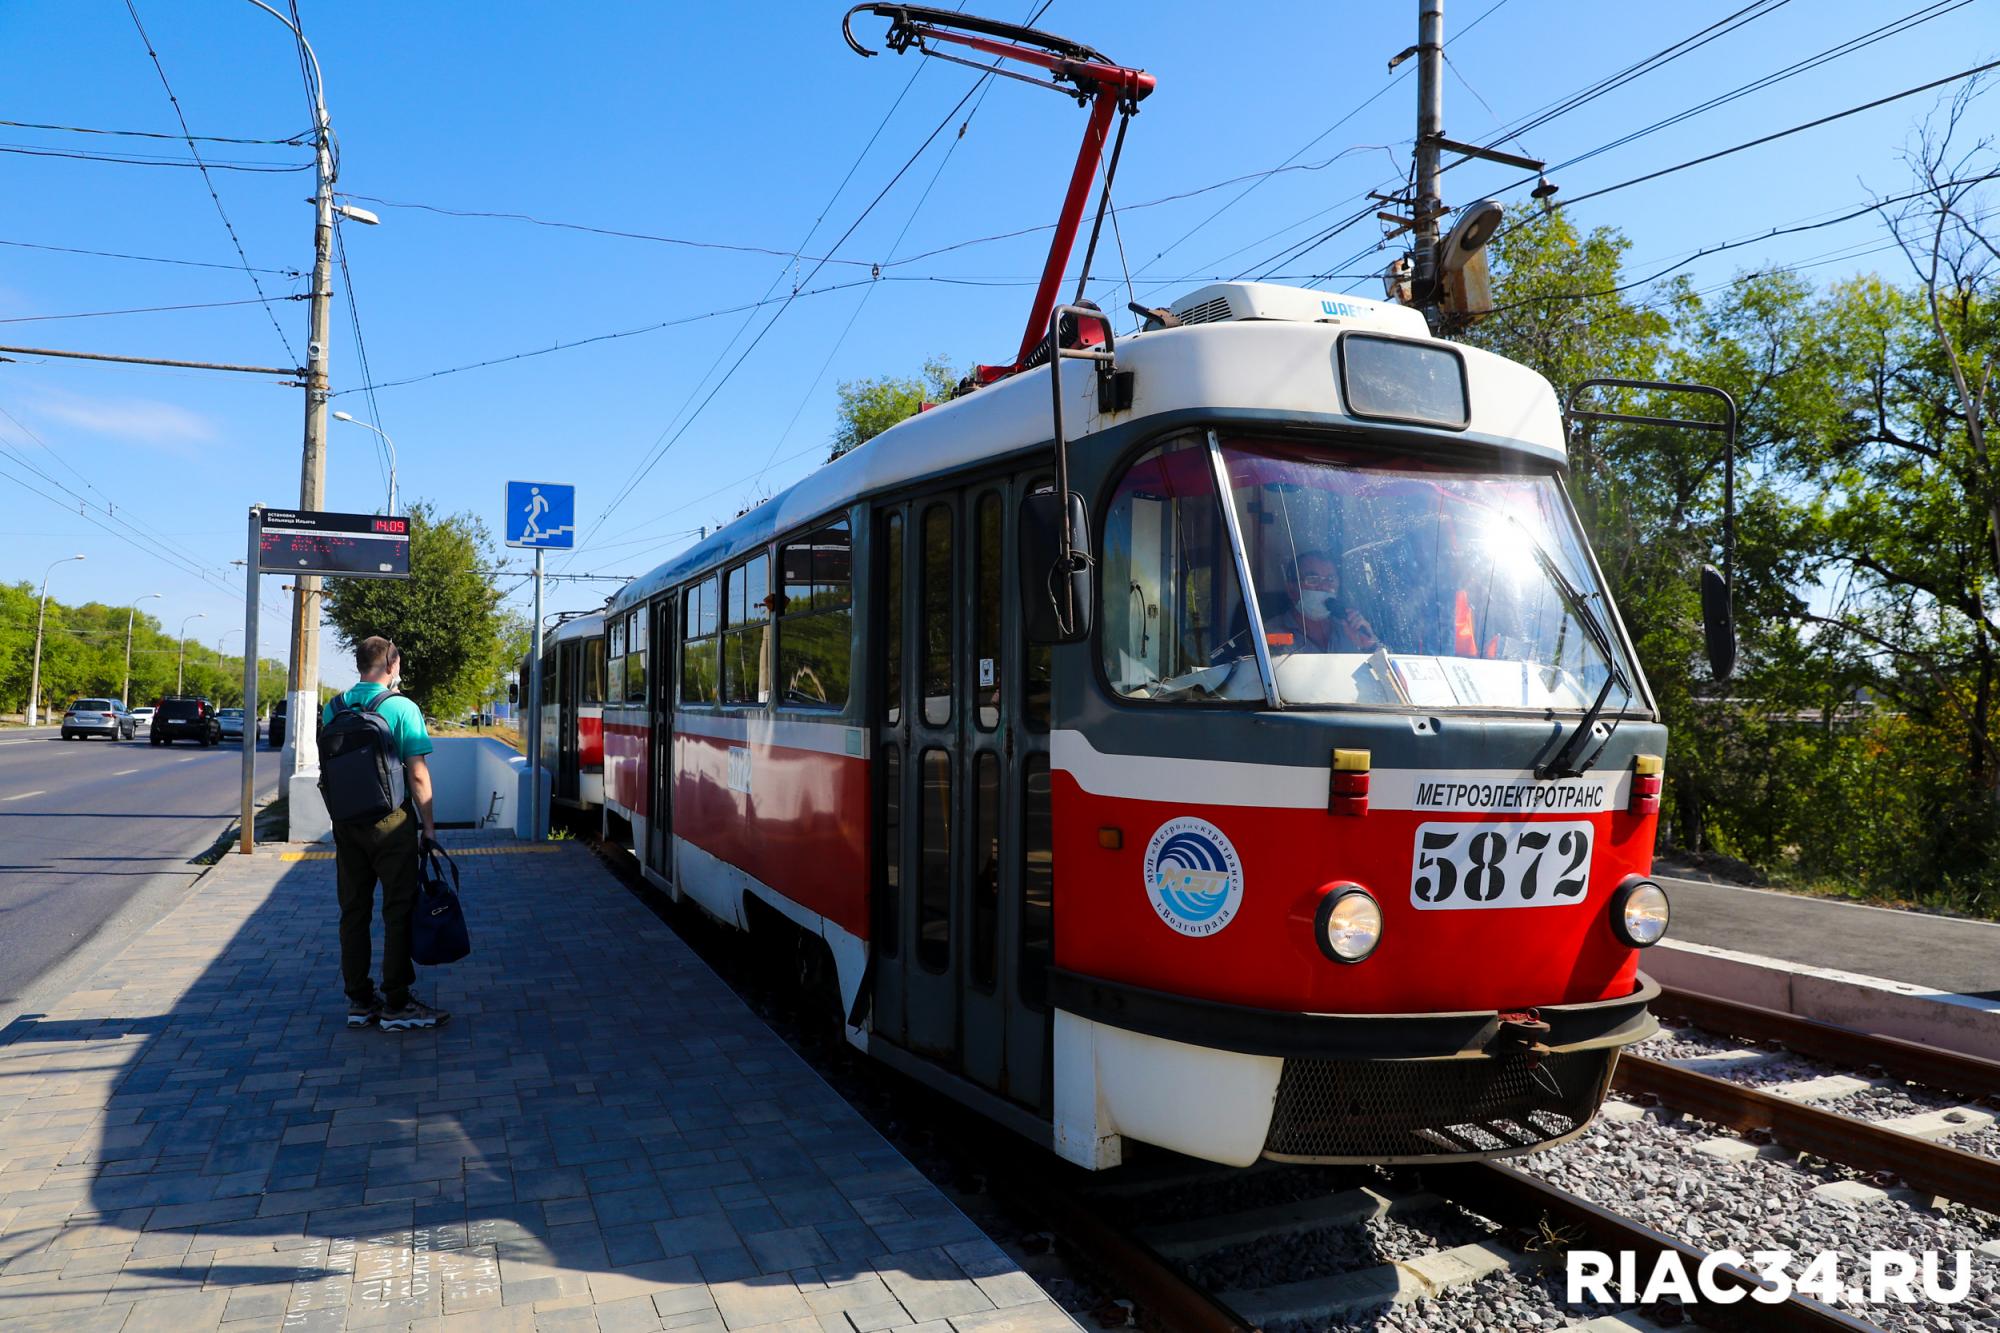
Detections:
318,691,406,825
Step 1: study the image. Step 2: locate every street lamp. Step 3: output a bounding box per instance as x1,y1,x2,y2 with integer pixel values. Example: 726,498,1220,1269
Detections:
178,613,207,695
26,554,84,727
123,592,162,707
331,411,398,515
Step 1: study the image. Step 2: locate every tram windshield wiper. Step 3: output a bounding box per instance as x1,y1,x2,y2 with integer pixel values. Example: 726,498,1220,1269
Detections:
1519,530,1632,780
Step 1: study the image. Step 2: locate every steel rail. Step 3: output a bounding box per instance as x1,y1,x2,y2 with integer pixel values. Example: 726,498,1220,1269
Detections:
989,1150,1250,1333
1428,1162,1882,1331
1615,1054,2000,1215
1654,985,2000,1102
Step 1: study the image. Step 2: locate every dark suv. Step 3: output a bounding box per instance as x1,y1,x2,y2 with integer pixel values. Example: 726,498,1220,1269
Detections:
152,696,221,747
268,697,287,749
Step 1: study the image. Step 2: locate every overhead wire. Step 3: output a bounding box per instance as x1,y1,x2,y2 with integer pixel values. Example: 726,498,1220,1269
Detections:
122,0,300,363
0,236,300,276
572,66,1001,557
0,116,310,145
0,142,313,171
0,294,302,324
333,215,393,508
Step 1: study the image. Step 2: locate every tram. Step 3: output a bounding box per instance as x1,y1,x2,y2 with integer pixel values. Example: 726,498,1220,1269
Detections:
563,7,1719,1169
523,612,606,813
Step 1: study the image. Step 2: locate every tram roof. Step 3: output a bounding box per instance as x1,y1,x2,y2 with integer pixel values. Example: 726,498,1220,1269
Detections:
544,611,604,645
609,286,1565,615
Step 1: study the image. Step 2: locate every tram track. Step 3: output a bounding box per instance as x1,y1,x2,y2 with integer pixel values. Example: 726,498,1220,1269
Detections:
578,821,1913,1331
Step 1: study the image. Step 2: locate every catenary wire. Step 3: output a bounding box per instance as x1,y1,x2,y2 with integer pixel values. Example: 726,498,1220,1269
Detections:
122,0,300,363
0,236,300,276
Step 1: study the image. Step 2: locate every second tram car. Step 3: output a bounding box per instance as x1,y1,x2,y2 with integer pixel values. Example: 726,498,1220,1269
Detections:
580,279,1671,1170
524,612,606,814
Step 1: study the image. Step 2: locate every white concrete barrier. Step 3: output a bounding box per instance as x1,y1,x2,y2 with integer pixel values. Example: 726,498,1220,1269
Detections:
1647,939,2000,1062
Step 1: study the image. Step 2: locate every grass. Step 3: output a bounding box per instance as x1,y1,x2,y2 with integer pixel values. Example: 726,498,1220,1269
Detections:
433,722,523,752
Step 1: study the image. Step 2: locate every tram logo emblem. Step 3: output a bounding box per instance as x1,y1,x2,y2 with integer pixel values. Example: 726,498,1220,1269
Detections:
1143,818,1244,937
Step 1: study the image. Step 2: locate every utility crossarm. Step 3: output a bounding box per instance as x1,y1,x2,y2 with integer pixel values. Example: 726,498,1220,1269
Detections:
843,5,1155,380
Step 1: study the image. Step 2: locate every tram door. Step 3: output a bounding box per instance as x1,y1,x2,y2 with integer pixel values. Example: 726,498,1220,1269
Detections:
647,592,676,882
873,478,1053,1113
556,643,580,804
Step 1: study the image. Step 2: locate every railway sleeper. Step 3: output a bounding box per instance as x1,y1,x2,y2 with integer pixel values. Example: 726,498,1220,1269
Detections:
1139,1185,1444,1259
1217,1237,1532,1325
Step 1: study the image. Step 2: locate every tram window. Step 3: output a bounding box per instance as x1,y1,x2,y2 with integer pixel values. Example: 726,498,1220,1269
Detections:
1019,753,1053,1010
918,748,951,974
974,492,1002,730
1340,334,1469,430
777,521,853,709
884,513,904,726
972,751,999,992
1218,436,1640,710
607,615,626,704
1100,438,1250,704
1023,480,1052,732
624,607,646,702
878,745,901,959
722,553,771,705
921,504,952,726
583,638,605,705
680,576,719,706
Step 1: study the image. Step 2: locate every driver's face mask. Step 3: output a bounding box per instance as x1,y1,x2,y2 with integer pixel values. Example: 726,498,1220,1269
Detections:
1299,588,1338,619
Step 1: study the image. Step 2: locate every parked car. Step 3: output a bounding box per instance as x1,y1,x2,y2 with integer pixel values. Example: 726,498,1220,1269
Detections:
218,707,245,741
268,697,287,749
151,696,220,747
61,698,134,741
129,705,156,734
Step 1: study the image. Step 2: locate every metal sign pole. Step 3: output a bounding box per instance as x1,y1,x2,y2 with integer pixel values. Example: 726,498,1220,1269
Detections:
241,506,262,855
529,547,545,841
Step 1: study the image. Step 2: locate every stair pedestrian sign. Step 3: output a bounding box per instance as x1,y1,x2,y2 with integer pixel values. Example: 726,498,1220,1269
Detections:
506,480,575,549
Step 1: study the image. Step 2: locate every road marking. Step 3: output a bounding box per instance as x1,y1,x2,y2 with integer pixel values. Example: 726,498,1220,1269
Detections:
3,790,46,801
176,756,199,763
113,768,139,776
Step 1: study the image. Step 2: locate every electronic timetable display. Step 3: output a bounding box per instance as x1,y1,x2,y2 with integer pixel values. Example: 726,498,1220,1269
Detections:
258,509,411,579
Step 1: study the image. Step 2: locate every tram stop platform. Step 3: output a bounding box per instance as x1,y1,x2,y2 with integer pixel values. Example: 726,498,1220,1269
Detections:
0,832,1077,1333
1650,869,2000,1058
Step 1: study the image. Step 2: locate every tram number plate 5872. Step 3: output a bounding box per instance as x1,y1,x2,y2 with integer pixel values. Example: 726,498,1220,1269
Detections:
1409,820,1594,909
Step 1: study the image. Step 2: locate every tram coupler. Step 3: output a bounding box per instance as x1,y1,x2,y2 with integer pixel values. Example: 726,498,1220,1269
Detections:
1494,1010,1555,1062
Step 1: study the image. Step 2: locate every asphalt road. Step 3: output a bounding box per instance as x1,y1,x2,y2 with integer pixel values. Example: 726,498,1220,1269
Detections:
1659,873,2000,999
0,723,279,1026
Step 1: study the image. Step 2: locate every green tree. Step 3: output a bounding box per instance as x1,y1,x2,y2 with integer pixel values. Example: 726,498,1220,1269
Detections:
828,356,957,461
322,503,508,720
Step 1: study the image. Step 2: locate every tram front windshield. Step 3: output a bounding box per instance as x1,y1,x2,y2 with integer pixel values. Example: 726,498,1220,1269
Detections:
1100,435,1642,712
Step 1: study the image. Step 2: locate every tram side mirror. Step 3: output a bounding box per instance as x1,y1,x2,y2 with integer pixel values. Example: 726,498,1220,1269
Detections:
1700,564,1736,681
508,681,519,704
1020,489,1093,645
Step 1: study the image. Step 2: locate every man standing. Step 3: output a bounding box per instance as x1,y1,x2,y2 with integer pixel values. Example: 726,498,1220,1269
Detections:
323,635,449,1032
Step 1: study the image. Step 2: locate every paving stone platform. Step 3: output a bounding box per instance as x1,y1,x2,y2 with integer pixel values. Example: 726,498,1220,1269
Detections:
0,833,1075,1333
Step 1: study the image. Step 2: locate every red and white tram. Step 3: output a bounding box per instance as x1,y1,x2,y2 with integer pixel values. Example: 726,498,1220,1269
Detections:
567,7,1718,1170
524,612,605,813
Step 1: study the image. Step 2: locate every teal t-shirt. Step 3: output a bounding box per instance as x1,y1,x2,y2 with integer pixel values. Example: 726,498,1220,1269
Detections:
322,683,433,761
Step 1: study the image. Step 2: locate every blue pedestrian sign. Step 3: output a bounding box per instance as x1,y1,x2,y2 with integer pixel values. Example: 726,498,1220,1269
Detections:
505,480,575,549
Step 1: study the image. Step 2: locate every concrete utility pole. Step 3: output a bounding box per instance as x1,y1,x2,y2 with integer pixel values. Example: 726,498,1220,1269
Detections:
1411,0,1445,306
123,592,162,707
26,554,84,727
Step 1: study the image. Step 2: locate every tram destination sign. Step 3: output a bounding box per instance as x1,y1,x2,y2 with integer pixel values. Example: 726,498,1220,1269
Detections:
258,508,411,579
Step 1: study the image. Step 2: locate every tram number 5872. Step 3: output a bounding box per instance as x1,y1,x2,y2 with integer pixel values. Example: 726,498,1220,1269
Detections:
1409,821,1594,910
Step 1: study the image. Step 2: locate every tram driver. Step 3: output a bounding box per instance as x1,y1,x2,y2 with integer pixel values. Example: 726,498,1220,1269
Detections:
1265,549,1379,654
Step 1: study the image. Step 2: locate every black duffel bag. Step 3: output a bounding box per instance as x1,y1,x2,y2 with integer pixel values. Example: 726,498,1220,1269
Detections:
412,843,471,966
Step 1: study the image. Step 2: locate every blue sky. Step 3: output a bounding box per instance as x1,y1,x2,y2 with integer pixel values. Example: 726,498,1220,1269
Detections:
2,1,1994,689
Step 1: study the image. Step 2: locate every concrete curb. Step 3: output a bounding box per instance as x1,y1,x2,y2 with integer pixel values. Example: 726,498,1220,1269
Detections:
1645,940,2000,1061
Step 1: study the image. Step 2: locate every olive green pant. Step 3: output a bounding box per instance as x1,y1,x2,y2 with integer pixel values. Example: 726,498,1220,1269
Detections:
332,805,420,1010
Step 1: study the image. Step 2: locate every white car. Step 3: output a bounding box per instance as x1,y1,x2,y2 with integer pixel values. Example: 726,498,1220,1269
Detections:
217,707,246,741
129,706,156,734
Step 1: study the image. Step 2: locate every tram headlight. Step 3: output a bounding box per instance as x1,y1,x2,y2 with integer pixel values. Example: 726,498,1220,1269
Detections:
1610,876,1670,948
1315,885,1382,964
